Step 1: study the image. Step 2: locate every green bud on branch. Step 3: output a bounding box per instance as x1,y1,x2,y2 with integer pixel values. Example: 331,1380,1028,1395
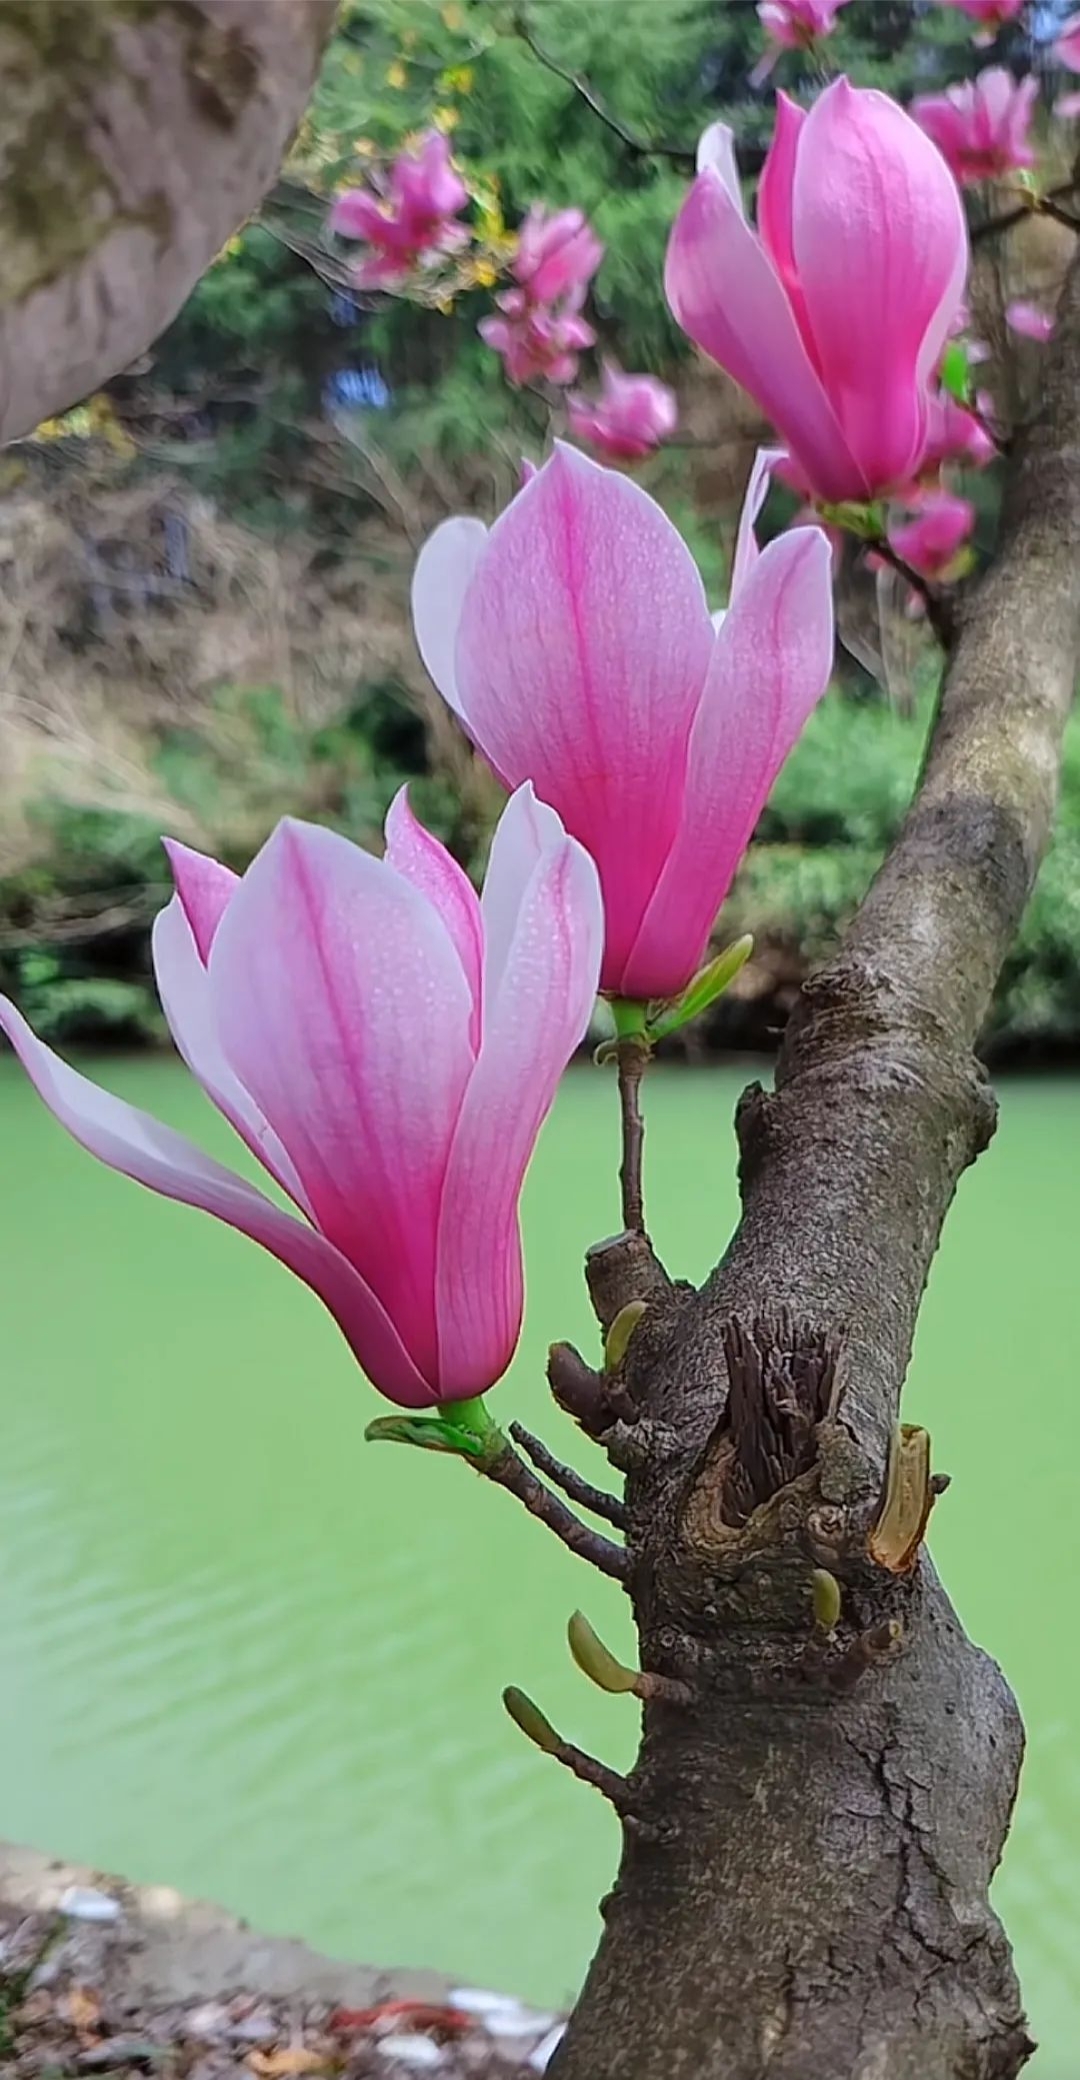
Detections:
568,1610,638,1694
604,1299,647,1375
502,1685,561,1754
810,1567,842,1634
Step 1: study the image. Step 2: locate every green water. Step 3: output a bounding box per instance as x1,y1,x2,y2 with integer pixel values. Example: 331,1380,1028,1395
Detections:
1,1058,1078,2070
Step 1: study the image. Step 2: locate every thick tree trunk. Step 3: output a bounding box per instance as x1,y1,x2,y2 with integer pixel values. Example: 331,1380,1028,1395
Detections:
551,250,1080,2080
0,0,336,444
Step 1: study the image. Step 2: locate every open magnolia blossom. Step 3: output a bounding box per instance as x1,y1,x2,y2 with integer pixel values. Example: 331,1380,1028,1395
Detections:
0,790,602,1409
752,0,852,81
912,67,1038,186
480,204,603,389
513,205,604,306
567,361,678,461
412,443,834,1004
330,130,469,289
664,79,969,505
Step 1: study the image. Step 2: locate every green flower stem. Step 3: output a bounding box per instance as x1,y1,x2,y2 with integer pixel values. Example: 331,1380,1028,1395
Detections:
435,1393,504,1468
608,998,651,1235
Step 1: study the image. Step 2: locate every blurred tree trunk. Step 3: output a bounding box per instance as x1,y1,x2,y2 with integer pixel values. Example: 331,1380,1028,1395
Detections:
551,250,1080,2080
0,0,336,445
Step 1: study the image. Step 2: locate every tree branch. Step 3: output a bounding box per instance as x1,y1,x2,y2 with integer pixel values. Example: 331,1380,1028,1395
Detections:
511,12,696,170
553,243,1080,2080
478,1438,628,1581
866,533,956,647
709,239,1080,1475
972,175,1080,245
509,1422,629,1528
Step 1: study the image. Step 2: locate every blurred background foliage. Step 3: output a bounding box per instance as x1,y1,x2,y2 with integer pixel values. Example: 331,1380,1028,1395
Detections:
2,0,1079,1056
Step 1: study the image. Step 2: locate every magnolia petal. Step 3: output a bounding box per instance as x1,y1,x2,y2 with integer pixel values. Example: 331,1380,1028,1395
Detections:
151,896,315,1217
480,783,570,1007
0,995,434,1407
622,526,834,1000
209,818,475,1386
435,821,602,1397
383,788,483,1043
411,515,489,721
731,446,788,596
665,165,866,505
696,120,744,207
793,78,968,491
162,839,238,964
757,91,809,334
453,443,713,990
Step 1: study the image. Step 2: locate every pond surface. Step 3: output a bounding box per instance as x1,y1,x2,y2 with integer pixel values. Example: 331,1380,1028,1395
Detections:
1,1058,1077,2072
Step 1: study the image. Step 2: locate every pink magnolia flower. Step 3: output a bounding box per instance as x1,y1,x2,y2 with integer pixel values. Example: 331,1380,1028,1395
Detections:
912,68,1037,184
1054,90,1080,117
888,488,975,578
513,205,604,304
330,130,469,289
567,361,678,461
759,0,851,46
0,790,601,1409
479,292,595,386
922,390,997,469
1054,11,1080,68
752,0,852,83
1006,298,1055,341
665,80,969,505
480,203,603,388
941,0,1025,41
411,444,834,1004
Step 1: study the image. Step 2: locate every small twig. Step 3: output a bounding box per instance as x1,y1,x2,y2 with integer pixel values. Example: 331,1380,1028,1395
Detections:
616,1034,649,1234
548,1340,615,1436
480,1440,627,1581
554,1738,639,1813
510,1422,628,1528
503,1687,639,1814
1041,197,1080,234
826,1619,903,1693
584,1229,672,1332
512,11,696,170
868,535,956,649
972,175,1080,245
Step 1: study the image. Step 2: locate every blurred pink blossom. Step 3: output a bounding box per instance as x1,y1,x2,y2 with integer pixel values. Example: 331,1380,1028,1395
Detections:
567,362,678,461
912,68,1038,184
922,390,997,470
888,488,975,578
480,203,603,388
330,130,469,289
513,206,604,304
479,292,596,386
940,0,1025,45
752,0,852,81
1006,299,1055,341
1055,12,1080,71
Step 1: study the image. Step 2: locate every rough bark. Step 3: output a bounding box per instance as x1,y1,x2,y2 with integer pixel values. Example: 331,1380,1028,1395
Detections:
551,250,1080,2080
0,0,336,445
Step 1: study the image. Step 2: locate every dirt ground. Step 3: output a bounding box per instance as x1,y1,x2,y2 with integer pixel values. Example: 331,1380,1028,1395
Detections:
0,1848,562,2077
